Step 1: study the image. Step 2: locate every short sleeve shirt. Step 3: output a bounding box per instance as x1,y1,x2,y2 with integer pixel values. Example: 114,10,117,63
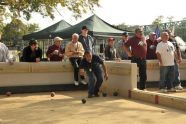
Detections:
80,55,103,70
125,36,147,59
156,41,175,66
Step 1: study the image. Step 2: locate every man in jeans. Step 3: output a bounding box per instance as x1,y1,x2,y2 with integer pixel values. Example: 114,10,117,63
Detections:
165,30,183,90
156,32,175,93
79,51,108,98
124,28,147,90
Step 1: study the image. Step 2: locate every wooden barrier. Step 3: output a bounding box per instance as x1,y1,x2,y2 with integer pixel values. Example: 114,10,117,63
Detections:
130,89,186,111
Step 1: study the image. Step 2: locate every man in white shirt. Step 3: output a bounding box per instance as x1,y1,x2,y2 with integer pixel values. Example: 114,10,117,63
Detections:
0,34,14,64
156,32,175,93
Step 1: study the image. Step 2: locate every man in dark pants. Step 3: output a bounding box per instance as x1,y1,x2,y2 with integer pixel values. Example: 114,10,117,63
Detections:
65,33,86,86
124,28,147,90
79,51,108,98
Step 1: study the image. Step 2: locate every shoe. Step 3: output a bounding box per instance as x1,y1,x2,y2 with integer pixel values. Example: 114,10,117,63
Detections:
159,89,167,93
88,94,93,98
94,93,100,97
175,85,183,90
167,88,176,92
74,81,79,86
81,80,87,85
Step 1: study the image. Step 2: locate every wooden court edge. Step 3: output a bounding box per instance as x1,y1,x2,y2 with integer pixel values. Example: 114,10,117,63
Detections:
126,89,186,111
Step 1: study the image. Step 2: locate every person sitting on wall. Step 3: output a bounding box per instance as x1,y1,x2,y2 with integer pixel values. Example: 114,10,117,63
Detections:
0,33,14,64
65,33,87,86
104,37,120,61
22,39,42,62
46,37,65,61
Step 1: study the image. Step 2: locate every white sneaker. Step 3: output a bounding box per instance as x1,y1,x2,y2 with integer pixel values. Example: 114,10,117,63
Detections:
74,81,79,86
81,80,87,85
175,85,183,90
159,89,167,93
167,88,176,92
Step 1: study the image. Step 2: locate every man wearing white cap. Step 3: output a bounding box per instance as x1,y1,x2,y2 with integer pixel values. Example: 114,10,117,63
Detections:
46,36,65,61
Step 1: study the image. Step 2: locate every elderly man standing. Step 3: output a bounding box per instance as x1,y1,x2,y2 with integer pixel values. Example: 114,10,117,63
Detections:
79,26,94,53
165,30,183,90
156,32,176,93
46,37,65,61
65,33,86,86
104,37,120,61
124,28,147,90
116,32,129,60
146,32,159,59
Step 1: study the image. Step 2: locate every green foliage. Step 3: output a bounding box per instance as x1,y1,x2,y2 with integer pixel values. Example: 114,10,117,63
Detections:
2,19,39,46
152,15,164,25
0,0,99,20
114,23,140,32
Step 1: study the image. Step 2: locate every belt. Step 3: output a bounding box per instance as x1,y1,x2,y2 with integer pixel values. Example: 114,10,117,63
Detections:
132,56,146,60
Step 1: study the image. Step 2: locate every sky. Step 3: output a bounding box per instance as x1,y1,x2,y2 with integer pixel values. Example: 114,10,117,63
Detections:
25,0,186,30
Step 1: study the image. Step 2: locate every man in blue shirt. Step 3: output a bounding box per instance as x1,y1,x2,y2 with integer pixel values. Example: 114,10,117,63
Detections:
79,51,108,98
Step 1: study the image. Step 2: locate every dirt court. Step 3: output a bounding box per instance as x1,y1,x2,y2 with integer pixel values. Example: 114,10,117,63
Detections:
0,91,186,124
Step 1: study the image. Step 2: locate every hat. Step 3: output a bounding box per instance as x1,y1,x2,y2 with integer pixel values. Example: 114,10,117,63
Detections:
122,32,129,36
82,26,88,30
149,32,156,35
29,39,37,45
54,37,63,42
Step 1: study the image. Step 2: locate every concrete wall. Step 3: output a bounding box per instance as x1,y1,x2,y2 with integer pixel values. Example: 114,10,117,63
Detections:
0,59,186,96
147,59,186,81
0,61,137,94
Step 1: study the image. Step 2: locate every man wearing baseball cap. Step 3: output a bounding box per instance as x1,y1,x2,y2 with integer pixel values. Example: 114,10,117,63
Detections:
79,26,94,53
146,32,158,59
116,32,129,60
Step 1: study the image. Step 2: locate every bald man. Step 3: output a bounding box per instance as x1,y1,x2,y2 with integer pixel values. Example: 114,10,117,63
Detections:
156,32,176,93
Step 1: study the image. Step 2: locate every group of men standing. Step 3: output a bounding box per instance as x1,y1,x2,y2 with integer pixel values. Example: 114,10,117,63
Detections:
124,28,183,92
104,27,183,92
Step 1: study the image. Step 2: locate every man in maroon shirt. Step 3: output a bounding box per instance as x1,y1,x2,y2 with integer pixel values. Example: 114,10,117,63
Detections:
124,28,147,90
46,37,65,61
146,32,158,59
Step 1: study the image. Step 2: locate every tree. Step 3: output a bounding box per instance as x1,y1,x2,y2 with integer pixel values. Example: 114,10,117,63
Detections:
2,19,39,46
152,15,164,25
0,0,100,21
